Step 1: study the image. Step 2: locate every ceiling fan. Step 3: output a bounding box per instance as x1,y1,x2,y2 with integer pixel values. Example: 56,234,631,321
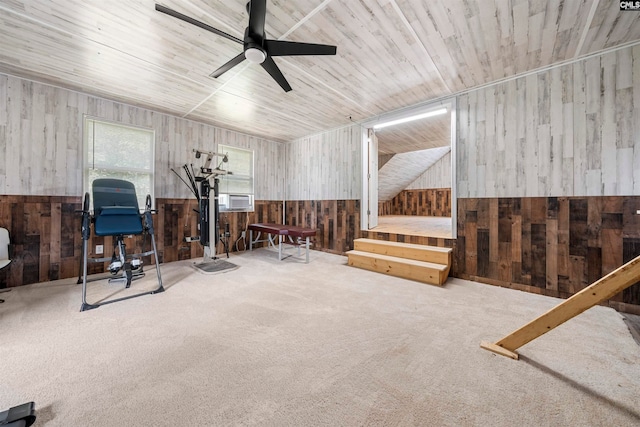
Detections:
155,1,337,92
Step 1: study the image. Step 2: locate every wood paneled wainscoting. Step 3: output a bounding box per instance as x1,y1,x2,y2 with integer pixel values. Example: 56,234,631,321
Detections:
217,200,283,253
0,196,82,287
456,197,640,314
285,200,360,254
0,195,283,288
379,188,451,217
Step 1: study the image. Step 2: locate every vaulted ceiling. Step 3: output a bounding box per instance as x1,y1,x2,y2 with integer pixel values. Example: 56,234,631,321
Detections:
378,146,451,201
1,1,639,153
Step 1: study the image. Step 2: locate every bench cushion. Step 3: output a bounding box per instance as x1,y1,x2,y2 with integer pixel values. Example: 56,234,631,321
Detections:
248,223,317,238
286,226,317,239
248,223,289,235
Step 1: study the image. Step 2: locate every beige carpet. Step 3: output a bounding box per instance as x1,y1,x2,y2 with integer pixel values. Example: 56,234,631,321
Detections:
1,249,639,426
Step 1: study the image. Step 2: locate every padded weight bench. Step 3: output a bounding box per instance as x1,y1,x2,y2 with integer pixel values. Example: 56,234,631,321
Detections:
248,223,316,263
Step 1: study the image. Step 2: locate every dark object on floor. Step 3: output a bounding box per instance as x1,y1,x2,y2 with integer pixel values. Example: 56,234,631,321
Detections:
0,288,10,304
193,259,238,274
623,313,640,346
0,227,12,304
0,401,36,427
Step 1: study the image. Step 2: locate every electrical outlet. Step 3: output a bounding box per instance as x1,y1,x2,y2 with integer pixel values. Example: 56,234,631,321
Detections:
637,210,640,215
241,231,246,238
96,244,104,255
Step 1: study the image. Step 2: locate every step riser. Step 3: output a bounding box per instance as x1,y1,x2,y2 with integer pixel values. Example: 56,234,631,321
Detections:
354,240,450,264
348,239,452,286
347,253,445,286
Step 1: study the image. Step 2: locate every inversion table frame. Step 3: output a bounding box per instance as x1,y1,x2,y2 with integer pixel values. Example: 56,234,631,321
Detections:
78,179,164,311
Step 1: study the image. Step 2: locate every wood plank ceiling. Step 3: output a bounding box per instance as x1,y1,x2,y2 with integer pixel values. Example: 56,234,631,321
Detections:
375,113,451,155
0,0,639,153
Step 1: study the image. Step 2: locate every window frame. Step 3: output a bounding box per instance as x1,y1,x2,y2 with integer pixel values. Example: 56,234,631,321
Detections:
82,115,156,211
217,144,255,212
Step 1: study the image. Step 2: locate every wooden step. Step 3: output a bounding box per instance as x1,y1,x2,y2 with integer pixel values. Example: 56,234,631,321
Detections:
353,238,452,265
346,250,448,286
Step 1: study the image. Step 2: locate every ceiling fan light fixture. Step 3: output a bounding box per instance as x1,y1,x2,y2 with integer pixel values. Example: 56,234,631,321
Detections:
245,47,266,64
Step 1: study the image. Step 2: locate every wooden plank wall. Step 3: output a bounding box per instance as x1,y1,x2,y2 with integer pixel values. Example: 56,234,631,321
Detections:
0,195,359,286
457,45,639,198
379,188,451,217
0,196,82,286
378,153,395,169
0,74,364,287
217,201,283,253
285,200,360,254
456,196,640,314
0,74,285,200
377,146,450,202
156,198,202,263
0,196,282,288
406,151,451,190
285,125,362,201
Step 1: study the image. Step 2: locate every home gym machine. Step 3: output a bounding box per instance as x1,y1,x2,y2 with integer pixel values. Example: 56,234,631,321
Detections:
171,149,231,262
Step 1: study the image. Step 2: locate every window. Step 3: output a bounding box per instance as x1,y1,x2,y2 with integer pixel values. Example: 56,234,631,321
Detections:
217,145,254,212
83,117,155,210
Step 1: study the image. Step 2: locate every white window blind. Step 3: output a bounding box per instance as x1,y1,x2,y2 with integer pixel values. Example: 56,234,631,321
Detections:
218,144,254,211
84,117,155,210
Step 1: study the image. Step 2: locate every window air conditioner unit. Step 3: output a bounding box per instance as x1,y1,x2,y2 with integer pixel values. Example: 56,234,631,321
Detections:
228,195,251,210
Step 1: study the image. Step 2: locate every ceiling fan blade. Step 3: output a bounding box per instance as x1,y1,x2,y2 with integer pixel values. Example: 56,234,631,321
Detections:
260,57,292,92
210,52,247,78
155,4,243,45
247,0,267,38
264,40,337,57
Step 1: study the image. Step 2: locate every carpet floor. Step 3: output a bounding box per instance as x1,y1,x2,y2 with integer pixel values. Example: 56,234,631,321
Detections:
1,248,639,426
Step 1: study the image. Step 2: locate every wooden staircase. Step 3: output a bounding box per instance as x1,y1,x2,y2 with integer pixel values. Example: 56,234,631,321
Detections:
346,238,452,286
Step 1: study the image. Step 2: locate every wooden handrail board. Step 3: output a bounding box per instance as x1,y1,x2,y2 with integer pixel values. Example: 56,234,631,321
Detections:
481,255,640,359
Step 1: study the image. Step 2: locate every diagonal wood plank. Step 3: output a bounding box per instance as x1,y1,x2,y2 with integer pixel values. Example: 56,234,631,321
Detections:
481,255,640,359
